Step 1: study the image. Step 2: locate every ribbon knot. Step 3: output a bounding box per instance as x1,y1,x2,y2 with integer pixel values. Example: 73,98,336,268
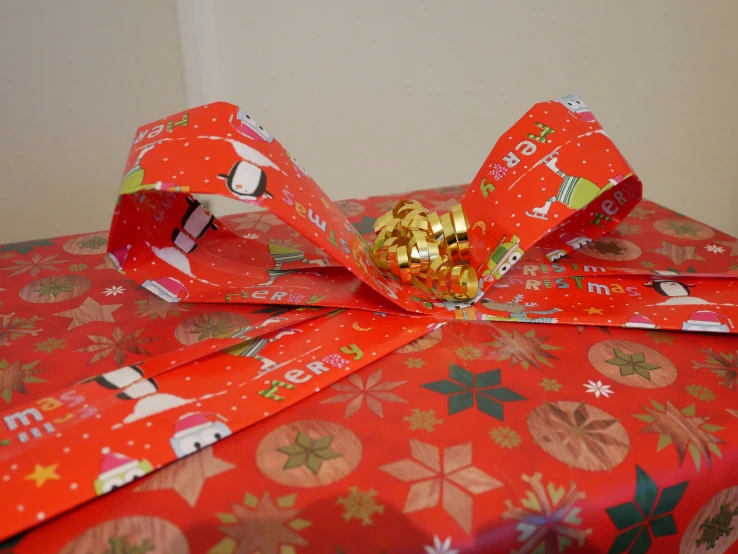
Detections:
373,201,479,301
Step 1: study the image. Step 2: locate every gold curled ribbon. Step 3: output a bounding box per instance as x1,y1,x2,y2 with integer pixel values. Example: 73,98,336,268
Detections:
372,201,478,301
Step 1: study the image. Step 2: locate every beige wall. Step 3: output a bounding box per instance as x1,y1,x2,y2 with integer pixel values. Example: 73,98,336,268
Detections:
0,0,186,243
2,1,738,242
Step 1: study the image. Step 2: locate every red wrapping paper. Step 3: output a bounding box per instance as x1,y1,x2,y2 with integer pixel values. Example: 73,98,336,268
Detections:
107,97,642,315
1,98,738,553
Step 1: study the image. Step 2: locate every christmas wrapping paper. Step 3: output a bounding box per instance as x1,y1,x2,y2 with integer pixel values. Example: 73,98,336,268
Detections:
1,186,738,553
107,97,643,316
1,97,738,553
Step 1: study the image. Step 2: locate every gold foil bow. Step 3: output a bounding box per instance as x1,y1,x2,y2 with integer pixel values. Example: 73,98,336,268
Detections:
372,200,479,301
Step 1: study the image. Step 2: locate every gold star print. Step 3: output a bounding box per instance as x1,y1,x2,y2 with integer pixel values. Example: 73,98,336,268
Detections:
576,326,611,335
486,329,562,370
24,463,60,487
94,254,118,270
717,239,738,256
320,197,331,210
638,400,725,471
584,307,604,315
431,198,461,212
135,448,235,506
217,492,309,554
650,241,705,265
134,295,189,320
53,297,122,330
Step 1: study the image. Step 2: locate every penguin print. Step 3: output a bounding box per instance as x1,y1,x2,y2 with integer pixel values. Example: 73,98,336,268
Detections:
82,365,145,391
557,94,597,122
219,160,272,202
229,108,273,142
171,198,219,255
169,412,232,458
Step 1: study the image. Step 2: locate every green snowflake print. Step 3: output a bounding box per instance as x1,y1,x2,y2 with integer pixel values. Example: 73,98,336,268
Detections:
34,338,66,353
277,431,342,474
421,363,525,421
489,426,522,449
404,358,426,369
352,216,377,236
640,261,656,269
67,263,88,272
0,239,54,255
696,503,738,549
103,536,154,554
685,384,716,402
539,378,562,392
605,466,688,554
605,349,660,380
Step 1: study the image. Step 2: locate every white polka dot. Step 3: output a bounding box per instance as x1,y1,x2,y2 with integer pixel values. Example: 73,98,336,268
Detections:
70,482,78,490
16,505,24,512
37,512,45,521
82,433,89,439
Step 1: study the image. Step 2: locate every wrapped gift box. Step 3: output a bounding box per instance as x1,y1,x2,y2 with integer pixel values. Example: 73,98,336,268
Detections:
1,99,737,554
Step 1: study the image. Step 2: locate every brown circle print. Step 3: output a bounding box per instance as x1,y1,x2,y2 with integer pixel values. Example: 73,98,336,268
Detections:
527,401,630,472
256,420,362,488
174,312,251,345
59,515,188,554
579,238,642,261
681,486,738,553
335,200,365,218
589,340,677,388
19,275,92,304
654,219,715,241
395,327,443,353
62,232,109,255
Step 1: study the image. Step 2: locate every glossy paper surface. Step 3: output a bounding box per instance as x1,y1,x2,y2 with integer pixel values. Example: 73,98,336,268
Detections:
108,97,642,315
1,102,738,552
